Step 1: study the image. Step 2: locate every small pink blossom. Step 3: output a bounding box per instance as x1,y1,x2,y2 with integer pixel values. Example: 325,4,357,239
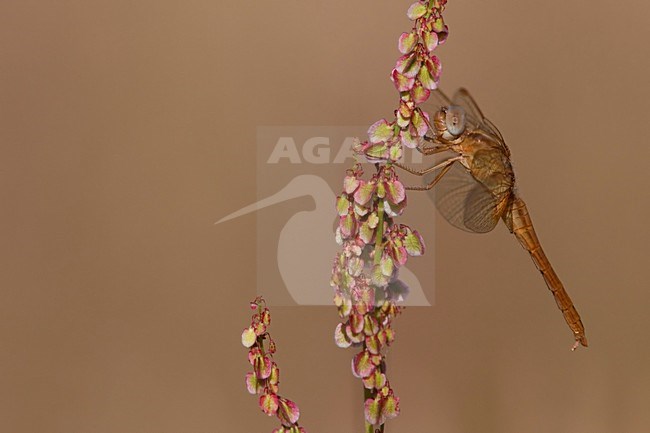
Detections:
391,69,416,92
398,31,417,54
368,119,395,144
407,1,428,20
399,129,419,149
260,393,279,416
277,398,300,426
395,52,420,78
411,83,431,104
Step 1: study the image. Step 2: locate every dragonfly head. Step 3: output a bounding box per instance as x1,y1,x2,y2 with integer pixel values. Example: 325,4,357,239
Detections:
433,105,466,140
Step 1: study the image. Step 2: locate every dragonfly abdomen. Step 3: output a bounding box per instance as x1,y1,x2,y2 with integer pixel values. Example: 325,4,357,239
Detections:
508,197,588,349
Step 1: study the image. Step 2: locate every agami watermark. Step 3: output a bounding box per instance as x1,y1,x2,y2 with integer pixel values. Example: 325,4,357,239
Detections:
217,126,433,306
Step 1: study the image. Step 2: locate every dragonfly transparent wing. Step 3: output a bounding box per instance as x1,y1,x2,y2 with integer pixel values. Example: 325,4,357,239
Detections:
452,88,505,143
424,160,500,233
425,88,453,112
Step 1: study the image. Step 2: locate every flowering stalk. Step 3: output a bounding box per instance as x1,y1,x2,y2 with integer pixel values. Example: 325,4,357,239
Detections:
242,297,306,433
331,1,448,432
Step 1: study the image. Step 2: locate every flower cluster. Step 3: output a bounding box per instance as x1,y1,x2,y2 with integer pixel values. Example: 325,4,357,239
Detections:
242,297,305,433
334,164,425,292
357,0,449,163
331,164,424,428
330,1,447,430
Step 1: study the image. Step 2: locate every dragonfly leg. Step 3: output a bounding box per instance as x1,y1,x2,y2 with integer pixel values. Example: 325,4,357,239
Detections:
396,156,462,191
418,144,452,156
422,135,440,144
404,161,454,191
393,155,461,177
392,161,431,176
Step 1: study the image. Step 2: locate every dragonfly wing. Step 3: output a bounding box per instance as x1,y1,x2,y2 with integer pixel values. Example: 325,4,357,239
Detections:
452,88,484,123
481,116,505,144
452,88,505,143
463,184,501,232
427,88,453,110
425,160,500,233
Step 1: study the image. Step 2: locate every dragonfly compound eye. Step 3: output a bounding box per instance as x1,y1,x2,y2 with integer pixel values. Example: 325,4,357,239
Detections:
445,105,466,136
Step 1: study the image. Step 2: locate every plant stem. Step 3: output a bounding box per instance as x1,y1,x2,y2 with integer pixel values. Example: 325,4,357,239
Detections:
364,385,373,433
367,204,385,433
373,205,385,266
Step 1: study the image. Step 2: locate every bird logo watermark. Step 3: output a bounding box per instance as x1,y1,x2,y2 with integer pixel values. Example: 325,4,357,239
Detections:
216,126,433,306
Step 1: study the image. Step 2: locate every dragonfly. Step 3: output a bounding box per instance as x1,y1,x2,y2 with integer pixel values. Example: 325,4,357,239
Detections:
393,88,587,350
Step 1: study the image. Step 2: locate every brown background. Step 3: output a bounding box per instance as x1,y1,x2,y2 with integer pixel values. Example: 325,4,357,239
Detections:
1,1,649,432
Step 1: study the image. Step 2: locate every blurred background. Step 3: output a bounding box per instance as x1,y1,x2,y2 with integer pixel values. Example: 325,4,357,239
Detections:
1,1,649,432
